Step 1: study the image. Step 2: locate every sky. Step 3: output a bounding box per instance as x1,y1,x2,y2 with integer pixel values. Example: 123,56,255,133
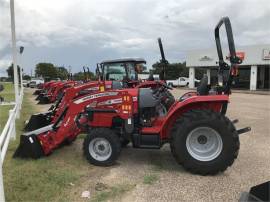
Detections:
0,0,270,77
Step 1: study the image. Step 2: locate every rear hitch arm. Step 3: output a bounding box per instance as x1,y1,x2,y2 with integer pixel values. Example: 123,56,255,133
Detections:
237,127,251,135
232,119,251,135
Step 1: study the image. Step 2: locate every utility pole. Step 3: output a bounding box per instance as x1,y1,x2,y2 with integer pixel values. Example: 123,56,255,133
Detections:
10,0,19,105
19,46,24,92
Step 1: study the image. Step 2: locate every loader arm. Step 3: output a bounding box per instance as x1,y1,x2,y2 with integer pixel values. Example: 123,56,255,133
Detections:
14,89,135,158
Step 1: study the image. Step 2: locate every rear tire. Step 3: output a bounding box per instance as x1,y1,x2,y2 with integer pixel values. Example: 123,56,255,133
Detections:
83,128,121,166
170,110,239,175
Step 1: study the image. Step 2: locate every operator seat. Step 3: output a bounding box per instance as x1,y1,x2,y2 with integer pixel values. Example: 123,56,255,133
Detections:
197,75,210,95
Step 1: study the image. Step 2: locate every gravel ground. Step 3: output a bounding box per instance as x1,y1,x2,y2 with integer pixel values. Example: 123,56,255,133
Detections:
28,88,270,201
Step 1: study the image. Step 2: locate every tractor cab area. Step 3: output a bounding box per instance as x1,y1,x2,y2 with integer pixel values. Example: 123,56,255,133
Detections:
100,58,146,80
97,58,147,88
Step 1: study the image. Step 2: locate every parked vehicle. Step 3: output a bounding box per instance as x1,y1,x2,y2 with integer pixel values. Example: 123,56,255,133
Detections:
29,81,37,88
29,78,44,88
22,80,30,87
167,77,200,87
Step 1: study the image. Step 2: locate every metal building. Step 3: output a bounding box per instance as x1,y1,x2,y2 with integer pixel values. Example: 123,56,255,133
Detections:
186,44,270,90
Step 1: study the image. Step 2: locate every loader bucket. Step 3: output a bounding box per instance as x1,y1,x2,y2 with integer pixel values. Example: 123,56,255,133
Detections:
24,112,52,131
239,181,269,202
38,96,50,104
33,89,42,95
13,134,44,158
36,93,44,101
13,124,53,159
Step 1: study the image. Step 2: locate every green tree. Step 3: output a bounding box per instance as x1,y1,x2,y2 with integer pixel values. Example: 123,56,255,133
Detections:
6,63,21,83
151,61,205,80
73,72,85,81
73,71,96,81
23,74,31,80
35,63,57,79
56,66,69,80
151,62,188,80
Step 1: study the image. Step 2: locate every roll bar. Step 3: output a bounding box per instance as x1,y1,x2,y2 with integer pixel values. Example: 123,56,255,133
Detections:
215,17,242,67
214,17,242,94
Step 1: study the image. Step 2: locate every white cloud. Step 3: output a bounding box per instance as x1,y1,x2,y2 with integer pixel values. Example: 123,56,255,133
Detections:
0,0,269,73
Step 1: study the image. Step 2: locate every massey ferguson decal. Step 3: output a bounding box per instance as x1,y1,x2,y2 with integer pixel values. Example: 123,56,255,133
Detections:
73,92,119,104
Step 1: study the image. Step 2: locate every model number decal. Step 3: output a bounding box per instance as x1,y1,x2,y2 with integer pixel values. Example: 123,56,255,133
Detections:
97,98,123,106
73,92,119,104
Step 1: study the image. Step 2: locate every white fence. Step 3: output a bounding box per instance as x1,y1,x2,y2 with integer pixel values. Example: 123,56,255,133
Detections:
0,89,23,202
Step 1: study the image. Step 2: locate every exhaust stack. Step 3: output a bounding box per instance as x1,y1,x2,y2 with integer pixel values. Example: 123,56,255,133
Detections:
157,38,168,81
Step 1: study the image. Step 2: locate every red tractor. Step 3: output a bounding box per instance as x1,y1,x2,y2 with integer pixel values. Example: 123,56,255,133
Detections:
15,17,250,175
37,80,77,104
35,81,61,101
24,58,173,131
24,41,174,132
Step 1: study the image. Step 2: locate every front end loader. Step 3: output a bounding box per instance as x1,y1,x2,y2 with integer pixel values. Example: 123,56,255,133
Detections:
38,80,77,104
24,81,104,131
36,81,61,102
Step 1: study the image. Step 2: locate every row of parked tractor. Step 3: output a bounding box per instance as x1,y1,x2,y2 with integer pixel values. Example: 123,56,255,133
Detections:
14,17,251,176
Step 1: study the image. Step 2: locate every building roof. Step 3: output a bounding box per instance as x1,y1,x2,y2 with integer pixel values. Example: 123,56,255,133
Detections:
101,58,146,64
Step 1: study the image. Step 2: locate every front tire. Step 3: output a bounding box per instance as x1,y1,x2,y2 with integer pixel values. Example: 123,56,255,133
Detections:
83,128,121,166
170,110,239,175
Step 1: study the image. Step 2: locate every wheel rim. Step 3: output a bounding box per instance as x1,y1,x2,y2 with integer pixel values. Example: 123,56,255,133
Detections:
186,127,223,161
89,137,112,161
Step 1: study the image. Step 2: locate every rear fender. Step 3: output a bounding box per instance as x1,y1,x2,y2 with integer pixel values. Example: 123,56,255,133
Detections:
160,95,229,139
